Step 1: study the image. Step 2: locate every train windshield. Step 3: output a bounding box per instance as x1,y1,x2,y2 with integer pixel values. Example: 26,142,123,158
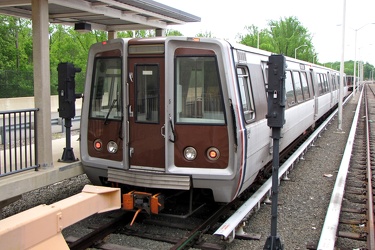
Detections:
175,56,225,124
89,57,122,121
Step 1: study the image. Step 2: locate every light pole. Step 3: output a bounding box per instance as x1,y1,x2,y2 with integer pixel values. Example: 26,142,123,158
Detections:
352,22,375,94
294,44,307,59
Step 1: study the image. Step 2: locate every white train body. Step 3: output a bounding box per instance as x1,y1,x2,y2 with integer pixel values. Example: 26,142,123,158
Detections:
80,37,347,203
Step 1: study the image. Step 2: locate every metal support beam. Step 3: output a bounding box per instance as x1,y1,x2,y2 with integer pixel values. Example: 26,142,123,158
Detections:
0,185,121,249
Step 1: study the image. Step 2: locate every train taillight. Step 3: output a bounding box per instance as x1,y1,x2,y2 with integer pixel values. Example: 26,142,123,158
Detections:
207,147,220,161
187,37,200,42
94,139,103,151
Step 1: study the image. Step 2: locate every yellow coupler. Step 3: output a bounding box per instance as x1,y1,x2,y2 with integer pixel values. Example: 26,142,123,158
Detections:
0,185,121,250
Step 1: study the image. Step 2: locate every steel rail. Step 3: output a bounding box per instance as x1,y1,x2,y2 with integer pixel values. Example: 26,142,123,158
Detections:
214,94,353,240
365,85,375,249
317,88,363,249
171,202,233,250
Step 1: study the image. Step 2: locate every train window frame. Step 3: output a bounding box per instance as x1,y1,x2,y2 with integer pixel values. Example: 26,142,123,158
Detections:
285,70,296,107
89,56,123,121
174,55,226,125
236,66,256,123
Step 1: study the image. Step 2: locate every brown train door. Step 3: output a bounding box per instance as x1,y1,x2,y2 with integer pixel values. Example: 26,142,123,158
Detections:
128,57,165,169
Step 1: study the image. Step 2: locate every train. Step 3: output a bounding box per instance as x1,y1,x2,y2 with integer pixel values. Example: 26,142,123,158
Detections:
80,37,348,216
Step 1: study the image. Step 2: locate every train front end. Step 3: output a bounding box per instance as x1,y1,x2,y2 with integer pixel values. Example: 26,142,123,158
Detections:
81,37,243,214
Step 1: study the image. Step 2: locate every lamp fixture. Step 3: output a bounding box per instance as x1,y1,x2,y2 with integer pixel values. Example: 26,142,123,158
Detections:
74,22,91,33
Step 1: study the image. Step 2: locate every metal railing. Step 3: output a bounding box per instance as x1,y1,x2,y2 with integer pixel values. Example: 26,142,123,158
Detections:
0,108,38,177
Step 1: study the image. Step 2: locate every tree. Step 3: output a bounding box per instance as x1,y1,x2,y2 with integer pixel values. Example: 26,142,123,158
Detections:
166,29,183,36
239,16,317,63
49,24,108,95
268,16,316,62
239,25,274,51
196,31,214,38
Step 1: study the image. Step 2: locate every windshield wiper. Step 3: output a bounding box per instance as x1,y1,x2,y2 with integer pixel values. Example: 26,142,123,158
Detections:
104,99,117,125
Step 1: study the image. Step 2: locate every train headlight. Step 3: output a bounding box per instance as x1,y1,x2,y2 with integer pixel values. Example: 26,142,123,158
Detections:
183,147,197,161
107,141,118,153
207,147,220,161
94,139,103,151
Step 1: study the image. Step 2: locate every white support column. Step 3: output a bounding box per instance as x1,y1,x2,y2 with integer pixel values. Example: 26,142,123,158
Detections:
32,0,53,169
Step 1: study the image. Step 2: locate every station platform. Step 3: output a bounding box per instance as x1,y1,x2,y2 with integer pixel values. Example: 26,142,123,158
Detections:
0,134,83,208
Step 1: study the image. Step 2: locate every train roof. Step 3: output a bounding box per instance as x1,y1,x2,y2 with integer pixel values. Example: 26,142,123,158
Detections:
121,36,342,74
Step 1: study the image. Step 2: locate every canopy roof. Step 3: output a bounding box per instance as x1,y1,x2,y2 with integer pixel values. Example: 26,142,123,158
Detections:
0,0,201,31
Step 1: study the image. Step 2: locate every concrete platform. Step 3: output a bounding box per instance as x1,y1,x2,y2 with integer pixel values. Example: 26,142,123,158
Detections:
0,135,83,206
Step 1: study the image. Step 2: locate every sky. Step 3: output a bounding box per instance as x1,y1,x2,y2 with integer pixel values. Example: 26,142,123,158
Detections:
156,0,375,66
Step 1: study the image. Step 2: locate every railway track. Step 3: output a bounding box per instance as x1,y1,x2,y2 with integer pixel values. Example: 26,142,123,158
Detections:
64,203,231,249
62,96,355,249
318,83,375,249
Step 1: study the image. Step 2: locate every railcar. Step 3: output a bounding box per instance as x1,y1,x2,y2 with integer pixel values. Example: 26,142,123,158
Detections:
80,37,347,214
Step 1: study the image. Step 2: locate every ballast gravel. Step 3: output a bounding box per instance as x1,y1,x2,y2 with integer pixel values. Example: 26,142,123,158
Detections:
1,94,358,249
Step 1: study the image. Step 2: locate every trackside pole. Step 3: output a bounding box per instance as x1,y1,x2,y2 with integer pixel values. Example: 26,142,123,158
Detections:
264,54,286,250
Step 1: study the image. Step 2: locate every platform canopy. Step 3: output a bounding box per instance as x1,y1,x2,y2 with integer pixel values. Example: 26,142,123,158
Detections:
0,0,201,170
0,0,201,31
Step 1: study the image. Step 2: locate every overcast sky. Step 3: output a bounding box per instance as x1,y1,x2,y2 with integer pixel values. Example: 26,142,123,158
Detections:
156,0,375,66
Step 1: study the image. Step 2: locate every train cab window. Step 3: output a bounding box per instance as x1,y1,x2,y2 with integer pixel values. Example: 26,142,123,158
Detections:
301,72,310,99
90,57,122,120
285,71,296,106
292,71,303,103
175,56,225,124
237,67,255,122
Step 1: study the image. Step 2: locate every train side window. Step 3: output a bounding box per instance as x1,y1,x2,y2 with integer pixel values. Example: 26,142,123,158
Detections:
292,71,303,103
322,74,329,93
309,71,315,97
237,66,255,122
175,56,225,124
331,75,337,90
261,61,269,91
90,57,122,120
285,71,296,106
301,72,310,99
316,73,323,95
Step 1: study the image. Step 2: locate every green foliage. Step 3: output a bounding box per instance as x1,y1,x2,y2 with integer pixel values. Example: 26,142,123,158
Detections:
166,29,183,36
195,31,214,38
240,16,317,63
